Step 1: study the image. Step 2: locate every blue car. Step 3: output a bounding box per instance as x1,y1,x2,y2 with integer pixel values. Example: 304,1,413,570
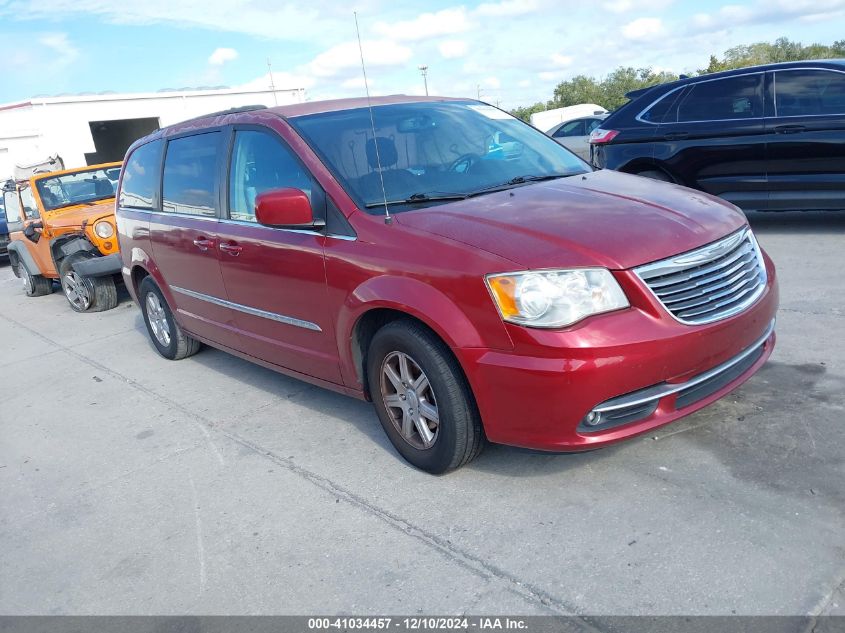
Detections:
0,197,9,259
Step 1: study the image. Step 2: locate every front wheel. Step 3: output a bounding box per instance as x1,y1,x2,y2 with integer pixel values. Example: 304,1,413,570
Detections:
367,320,484,474
138,277,201,360
59,254,118,312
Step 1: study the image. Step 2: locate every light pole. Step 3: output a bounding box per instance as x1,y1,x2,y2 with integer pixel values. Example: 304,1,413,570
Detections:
418,65,429,96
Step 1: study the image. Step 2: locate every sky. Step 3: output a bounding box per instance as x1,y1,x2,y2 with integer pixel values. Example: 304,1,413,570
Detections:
0,0,842,109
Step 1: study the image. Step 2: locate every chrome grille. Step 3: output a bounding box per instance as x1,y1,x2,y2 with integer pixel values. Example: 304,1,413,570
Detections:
634,228,767,325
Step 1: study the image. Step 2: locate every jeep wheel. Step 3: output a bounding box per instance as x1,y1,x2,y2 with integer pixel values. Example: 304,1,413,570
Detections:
59,254,118,313
139,277,201,360
21,264,53,297
367,319,484,474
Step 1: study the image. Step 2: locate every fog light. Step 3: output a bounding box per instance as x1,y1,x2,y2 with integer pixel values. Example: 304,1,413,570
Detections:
584,411,602,426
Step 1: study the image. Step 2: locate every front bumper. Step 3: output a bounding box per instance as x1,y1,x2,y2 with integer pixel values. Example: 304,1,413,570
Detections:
72,253,122,277
457,254,779,451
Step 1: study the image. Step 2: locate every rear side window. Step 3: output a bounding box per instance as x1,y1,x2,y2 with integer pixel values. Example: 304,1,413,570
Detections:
586,118,603,133
675,75,763,122
120,140,163,210
228,130,313,223
638,88,684,123
553,120,585,138
162,132,221,217
775,69,845,116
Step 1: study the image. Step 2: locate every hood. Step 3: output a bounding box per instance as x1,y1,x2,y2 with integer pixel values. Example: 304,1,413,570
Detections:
396,170,747,270
43,200,115,230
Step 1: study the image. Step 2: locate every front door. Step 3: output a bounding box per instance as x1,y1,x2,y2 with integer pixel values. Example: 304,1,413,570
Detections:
765,67,845,211
655,73,768,211
149,130,240,348
216,127,342,384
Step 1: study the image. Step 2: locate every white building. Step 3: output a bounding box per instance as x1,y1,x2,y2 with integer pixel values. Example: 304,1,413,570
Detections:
0,85,306,179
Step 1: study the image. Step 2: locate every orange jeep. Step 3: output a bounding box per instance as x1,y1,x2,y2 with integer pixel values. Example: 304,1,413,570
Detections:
3,162,123,312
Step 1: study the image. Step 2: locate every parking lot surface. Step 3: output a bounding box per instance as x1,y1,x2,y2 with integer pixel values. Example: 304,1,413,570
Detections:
1,211,843,617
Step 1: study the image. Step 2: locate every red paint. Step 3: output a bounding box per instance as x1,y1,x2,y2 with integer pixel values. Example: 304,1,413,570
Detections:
255,188,314,227
117,97,779,452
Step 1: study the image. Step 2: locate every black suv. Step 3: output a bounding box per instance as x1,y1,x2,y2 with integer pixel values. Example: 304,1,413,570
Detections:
590,60,845,212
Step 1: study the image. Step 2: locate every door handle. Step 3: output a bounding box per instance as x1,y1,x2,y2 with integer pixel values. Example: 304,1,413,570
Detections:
773,124,806,134
192,237,214,251
663,132,689,141
219,242,243,256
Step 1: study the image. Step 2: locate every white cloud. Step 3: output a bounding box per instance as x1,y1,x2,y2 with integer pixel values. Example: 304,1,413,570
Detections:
603,0,673,12
208,47,238,66
474,0,539,17
483,76,501,89
538,71,560,82
0,0,342,43
39,33,79,67
690,0,845,32
622,17,664,40
550,53,573,68
438,40,469,59
308,39,412,78
517,79,532,88
373,8,471,41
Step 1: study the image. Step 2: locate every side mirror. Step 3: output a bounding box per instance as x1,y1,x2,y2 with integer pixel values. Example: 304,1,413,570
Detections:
255,188,324,230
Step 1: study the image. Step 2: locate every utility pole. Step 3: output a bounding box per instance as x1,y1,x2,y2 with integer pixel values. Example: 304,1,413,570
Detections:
418,65,429,96
476,84,482,100
267,58,278,106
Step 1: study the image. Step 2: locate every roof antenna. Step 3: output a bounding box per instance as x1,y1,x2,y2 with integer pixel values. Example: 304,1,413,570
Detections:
354,11,392,225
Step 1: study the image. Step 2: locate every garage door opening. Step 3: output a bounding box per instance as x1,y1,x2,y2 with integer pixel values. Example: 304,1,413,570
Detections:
85,118,160,165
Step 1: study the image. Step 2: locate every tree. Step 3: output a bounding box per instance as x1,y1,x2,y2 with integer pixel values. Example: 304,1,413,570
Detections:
699,37,845,73
512,37,845,121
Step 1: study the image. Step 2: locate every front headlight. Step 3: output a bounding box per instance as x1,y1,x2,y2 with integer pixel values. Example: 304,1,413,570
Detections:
486,268,629,328
94,220,114,239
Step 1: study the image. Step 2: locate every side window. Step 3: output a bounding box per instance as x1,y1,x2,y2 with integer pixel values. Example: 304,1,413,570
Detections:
3,191,22,223
228,130,313,223
553,120,585,138
586,118,603,133
676,75,762,122
19,187,38,218
162,132,220,217
639,89,685,123
776,69,845,116
120,140,163,210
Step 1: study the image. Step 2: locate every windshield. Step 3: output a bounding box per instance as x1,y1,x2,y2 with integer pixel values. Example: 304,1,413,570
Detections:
289,101,589,214
35,166,121,211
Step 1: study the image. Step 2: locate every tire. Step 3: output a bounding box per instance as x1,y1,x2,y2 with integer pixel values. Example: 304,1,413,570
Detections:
635,169,673,183
9,254,21,278
20,263,53,297
138,277,201,360
367,319,484,474
59,253,118,313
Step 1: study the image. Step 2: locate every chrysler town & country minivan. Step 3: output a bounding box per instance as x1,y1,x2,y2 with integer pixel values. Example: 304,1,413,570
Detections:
116,97,778,473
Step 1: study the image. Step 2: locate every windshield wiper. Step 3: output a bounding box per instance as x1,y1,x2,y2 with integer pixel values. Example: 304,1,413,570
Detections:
364,192,469,208
465,173,576,197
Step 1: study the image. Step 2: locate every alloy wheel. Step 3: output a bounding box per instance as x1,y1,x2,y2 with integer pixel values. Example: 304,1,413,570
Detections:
145,292,172,347
380,351,440,450
62,271,91,311
22,270,33,294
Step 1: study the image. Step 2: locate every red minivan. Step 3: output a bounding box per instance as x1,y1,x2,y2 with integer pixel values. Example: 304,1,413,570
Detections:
115,96,778,473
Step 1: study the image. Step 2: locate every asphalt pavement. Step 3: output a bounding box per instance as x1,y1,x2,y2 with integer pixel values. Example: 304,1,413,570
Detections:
0,211,843,617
